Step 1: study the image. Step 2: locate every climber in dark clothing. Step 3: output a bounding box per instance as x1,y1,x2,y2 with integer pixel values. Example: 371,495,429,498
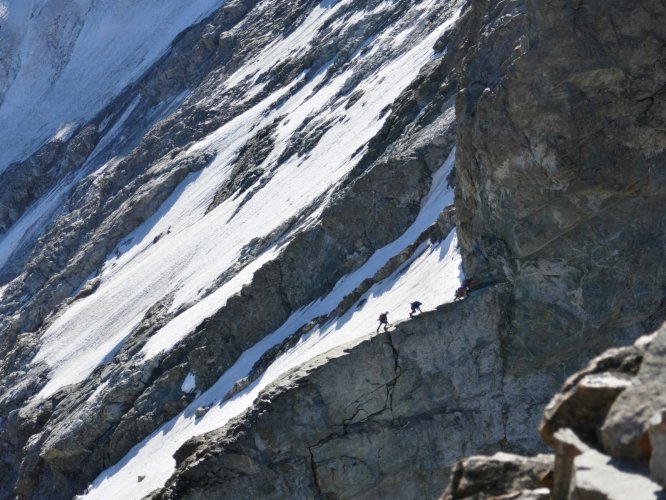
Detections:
409,301,422,318
454,277,476,301
377,312,390,332
454,286,469,301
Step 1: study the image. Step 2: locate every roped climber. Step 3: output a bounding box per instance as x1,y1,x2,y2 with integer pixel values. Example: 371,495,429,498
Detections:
377,311,390,332
409,301,423,318
454,277,476,301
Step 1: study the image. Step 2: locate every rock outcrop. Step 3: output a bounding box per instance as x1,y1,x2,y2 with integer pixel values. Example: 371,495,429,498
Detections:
154,285,515,499
443,452,552,500
445,328,666,499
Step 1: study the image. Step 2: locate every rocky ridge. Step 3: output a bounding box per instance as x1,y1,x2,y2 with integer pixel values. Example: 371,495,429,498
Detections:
153,285,514,499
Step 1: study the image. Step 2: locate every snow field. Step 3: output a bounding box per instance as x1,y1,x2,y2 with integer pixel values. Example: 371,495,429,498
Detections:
31,1,464,398
0,0,227,171
83,150,462,499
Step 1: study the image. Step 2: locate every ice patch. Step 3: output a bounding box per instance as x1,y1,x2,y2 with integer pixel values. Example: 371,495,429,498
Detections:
181,373,196,394
53,122,78,142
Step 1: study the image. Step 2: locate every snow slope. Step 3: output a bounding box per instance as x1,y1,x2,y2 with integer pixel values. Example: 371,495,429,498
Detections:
31,2,463,398
0,0,226,171
83,150,462,500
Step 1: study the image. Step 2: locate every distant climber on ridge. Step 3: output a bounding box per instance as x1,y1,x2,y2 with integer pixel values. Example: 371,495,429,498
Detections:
377,312,390,332
409,301,422,318
454,285,469,301
454,277,475,301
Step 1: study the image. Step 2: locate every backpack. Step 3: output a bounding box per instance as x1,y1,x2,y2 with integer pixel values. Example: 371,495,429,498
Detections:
379,313,387,322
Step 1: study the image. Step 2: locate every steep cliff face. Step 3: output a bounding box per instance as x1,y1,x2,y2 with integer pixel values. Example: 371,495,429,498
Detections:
456,0,666,378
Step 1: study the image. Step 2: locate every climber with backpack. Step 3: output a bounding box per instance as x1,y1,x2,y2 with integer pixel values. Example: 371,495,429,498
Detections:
377,311,390,332
454,277,475,301
409,301,423,318
454,286,469,301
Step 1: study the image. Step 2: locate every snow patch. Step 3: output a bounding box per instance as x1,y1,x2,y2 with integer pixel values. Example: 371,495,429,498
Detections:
0,180,72,271
181,373,196,394
86,381,109,404
53,122,78,142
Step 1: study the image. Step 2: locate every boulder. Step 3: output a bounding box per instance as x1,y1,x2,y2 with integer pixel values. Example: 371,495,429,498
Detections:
602,325,666,459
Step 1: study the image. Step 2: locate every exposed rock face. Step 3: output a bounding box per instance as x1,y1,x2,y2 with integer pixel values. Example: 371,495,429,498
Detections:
0,0,664,497
154,285,515,499
444,0,666,494
456,0,666,380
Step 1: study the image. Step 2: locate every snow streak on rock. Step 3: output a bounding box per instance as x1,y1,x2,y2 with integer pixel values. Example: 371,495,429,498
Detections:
0,0,467,497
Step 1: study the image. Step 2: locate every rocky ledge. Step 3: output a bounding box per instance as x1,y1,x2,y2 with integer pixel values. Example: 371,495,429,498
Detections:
153,285,520,499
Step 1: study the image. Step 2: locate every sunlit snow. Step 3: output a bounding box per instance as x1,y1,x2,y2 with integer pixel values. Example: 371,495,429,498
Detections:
0,0,226,170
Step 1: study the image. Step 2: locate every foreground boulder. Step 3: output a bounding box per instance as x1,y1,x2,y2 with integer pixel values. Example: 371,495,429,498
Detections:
445,328,666,499
442,452,552,500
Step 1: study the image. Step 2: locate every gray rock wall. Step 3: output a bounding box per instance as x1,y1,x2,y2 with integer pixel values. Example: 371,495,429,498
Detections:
455,0,666,410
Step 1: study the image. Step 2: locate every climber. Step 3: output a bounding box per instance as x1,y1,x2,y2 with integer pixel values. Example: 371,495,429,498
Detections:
377,311,390,332
454,276,476,301
454,286,469,301
409,300,423,318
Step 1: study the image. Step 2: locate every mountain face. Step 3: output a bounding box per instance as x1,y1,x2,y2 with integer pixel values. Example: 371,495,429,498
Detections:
456,0,666,378
0,0,663,499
